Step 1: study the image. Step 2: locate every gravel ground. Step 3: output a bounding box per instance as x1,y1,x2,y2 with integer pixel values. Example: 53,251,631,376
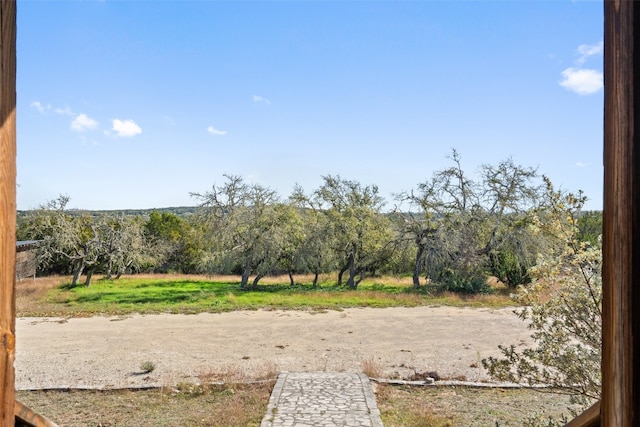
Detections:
15,306,532,390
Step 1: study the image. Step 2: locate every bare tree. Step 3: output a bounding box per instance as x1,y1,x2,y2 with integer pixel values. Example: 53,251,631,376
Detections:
192,174,289,290
19,196,148,286
396,150,541,290
298,175,391,289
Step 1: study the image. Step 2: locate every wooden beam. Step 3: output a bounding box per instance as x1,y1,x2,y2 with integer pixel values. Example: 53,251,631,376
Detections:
565,401,601,427
0,1,16,425
14,401,59,427
602,0,640,425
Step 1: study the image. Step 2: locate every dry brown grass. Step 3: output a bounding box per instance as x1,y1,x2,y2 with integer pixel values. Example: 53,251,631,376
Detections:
16,360,278,426
429,290,513,306
197,361,278,384
361,275,416,286
15,276,70,316
17,384,578,427
17,383,272,427
15,275,68,298
376,384,578,426
374,384,455,427
361,356,384,378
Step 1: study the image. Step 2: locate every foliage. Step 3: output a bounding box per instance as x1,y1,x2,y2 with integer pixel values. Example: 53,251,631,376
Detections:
435,268,491,294
18,155,586,297
488,245,532,288
577,210,602,246
483,177,601,411
95,215,149,280
287,202,336,286
294,175,392,289
144,211,205,274
396,150,541,290
18,195,149,286
192,174,294,289
272,204,307,285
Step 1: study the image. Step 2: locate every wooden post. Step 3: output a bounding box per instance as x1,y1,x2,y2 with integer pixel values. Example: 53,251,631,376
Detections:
0,0,15,424
602,0,640,425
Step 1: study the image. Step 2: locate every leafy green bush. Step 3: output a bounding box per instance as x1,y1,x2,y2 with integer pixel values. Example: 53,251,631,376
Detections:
435,269,492,294
577,210,602,247
489,248,531,288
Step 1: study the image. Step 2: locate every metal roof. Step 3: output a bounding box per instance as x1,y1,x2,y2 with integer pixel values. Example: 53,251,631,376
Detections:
16,240,42,252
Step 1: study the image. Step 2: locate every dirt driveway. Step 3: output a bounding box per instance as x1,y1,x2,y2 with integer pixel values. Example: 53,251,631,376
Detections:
15,306,532,390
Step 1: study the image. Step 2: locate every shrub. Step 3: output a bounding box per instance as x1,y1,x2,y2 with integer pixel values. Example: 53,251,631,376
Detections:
483,178,601,417
140,360,156,374
489,248,532,288
435,269,492,294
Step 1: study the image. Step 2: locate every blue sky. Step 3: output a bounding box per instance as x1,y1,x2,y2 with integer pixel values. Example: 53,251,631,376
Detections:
18,0,603,211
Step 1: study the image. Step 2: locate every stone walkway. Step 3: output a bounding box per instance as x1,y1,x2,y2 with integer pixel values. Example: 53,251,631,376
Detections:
261,372,384,427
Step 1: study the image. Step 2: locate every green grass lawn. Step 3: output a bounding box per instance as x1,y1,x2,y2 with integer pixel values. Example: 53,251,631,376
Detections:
17,274,515,317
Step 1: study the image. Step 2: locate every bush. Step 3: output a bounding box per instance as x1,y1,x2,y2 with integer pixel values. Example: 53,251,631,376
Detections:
489,248,532,288
435,269,492,294
140,361,156,374
483,179,601,419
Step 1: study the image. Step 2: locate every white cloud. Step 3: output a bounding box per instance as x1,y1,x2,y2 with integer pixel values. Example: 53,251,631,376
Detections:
577,41,603,64
576,162,586,167
70,113,99,132
31,102,76,116
112,119,142,137
253,95,271,105
54,107,74,116
559,68,603,95
558,41,604,96
207,126,227,136
30,101,50,113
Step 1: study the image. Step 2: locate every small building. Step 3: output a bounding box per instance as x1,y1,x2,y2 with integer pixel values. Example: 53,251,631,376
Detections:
16,240,41,281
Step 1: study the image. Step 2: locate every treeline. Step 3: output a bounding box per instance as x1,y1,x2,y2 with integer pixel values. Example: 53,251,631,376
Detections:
17,205,199,219
17,150,602,292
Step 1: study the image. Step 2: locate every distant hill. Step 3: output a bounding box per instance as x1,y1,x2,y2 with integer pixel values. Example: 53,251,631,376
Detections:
17,206,200,218
16,206,603,220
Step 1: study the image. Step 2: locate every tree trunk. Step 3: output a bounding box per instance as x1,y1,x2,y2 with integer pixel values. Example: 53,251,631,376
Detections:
105,265,113,280
347,248,357,289
71,260,84,287
240,263,251,290
478,227,498,256
116,260,132,280
413,243,426,288
288,272,294,286
355,270,364,287
252,274,264,289
337,262,348,286
312,271,319,287
84,269,94,287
